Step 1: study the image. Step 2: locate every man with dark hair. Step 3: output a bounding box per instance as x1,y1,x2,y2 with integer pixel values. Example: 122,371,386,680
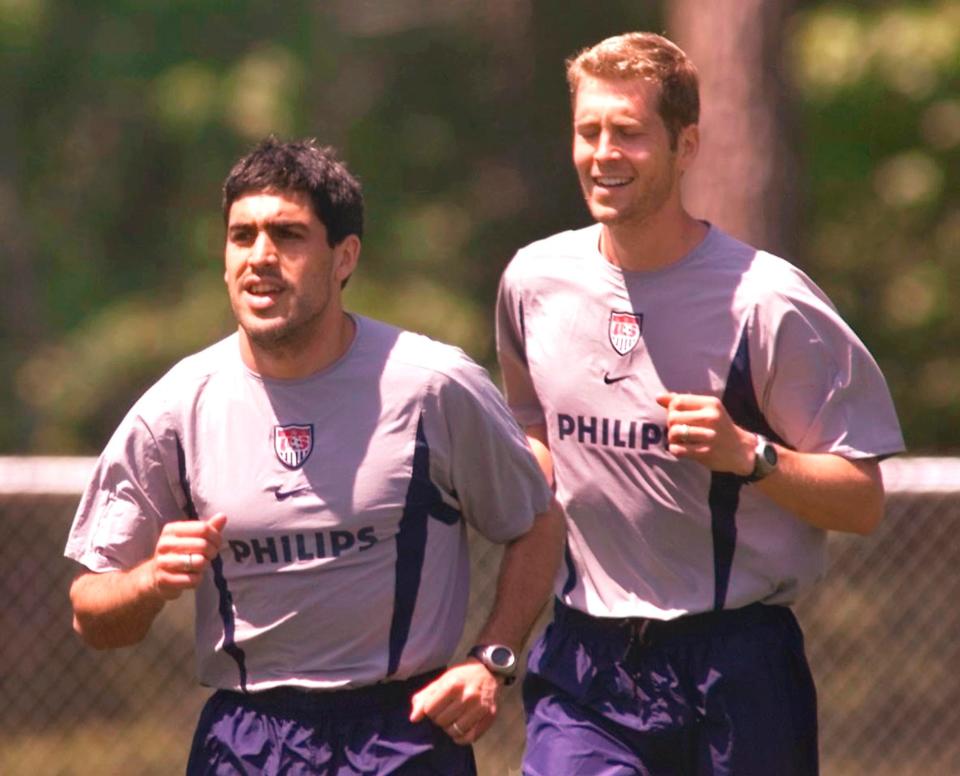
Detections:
221,136,364,249
496,32,904,775
66,136,564,775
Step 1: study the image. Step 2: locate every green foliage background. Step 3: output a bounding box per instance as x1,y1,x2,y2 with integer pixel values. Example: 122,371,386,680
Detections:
1,0,957,454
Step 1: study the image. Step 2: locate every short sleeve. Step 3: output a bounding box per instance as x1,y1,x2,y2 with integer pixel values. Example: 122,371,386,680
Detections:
423,356,552,545
750,280,905,459
495,264,546,428
64,413,186,572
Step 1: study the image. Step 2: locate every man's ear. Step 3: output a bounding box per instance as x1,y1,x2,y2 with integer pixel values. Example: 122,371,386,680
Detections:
676,123,699,174
333,234,361,285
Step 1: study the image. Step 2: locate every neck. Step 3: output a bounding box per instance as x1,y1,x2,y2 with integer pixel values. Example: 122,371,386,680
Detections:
240,310,356,380
599,208,708,272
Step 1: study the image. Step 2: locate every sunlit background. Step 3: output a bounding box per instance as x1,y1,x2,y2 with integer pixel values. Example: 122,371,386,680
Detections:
2,0,958,455
2,2,960,774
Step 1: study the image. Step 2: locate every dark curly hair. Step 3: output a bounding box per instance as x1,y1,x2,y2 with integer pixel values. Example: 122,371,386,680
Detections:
222,136,363,247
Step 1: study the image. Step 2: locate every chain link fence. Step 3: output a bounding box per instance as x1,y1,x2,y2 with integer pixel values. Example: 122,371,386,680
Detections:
1,457,957,775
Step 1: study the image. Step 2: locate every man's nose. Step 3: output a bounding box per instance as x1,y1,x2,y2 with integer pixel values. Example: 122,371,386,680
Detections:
595,130,621,160
249,231,278,266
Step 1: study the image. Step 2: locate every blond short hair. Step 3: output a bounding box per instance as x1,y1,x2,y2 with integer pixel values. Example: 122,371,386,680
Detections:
566,32,700,148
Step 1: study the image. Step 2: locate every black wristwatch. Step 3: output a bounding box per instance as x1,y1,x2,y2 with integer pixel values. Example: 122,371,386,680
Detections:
467,644,517,685
744,433,778,483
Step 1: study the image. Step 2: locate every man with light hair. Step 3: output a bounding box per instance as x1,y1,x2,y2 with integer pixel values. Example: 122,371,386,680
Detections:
496,32,903,775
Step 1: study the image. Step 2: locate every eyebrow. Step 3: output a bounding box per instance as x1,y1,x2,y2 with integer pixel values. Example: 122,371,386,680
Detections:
228,217,310,231
267,219,309,230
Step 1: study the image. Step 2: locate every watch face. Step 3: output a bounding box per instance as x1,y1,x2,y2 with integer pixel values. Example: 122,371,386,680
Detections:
762,444,778,466
489,646,514,668
747,436,778,483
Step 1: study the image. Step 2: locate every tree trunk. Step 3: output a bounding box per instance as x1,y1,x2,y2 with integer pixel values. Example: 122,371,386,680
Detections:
0,102,43,347
0,77,43,446
667,0,801,259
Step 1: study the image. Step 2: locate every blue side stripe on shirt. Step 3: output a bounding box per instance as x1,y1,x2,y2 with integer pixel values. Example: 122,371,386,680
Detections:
175,436,249,691
707,472,742,611
561,541,577,596
711,330,783,611
387,414,463,677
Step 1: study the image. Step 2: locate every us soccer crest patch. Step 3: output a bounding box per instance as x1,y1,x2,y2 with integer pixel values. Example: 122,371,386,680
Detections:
274,424,314,469
608,311,643,355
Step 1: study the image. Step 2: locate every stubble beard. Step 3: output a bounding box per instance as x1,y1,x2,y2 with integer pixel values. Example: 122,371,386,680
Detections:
237,297,330,356
589,188,668,228
587,154,679,228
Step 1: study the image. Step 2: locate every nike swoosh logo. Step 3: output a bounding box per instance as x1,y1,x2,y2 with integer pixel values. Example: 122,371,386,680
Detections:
603,373,629,384
274,487,310,501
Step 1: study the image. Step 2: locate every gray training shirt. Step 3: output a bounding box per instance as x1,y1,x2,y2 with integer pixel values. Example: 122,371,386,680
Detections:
497,224,904,619
66,315,552,691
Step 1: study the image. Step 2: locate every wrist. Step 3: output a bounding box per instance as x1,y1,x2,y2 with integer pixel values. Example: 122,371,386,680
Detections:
744,433,779,483
465,656,505,686
467,644,518,685
136,559,168,606
735,428,757,476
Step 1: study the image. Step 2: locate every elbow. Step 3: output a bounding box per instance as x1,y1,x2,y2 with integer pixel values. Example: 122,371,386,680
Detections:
846,485,885,536
72,622,107,651
853,498,884,536
69,582,111,650
858,470,888,535
844,460,886,536
69,566,159,650
72,613,110,650
73,613,146,650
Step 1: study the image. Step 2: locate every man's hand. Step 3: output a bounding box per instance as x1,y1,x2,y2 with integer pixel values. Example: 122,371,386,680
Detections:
656,392,755,476
409,660,501,745
70,512,229,649
148,513,228,600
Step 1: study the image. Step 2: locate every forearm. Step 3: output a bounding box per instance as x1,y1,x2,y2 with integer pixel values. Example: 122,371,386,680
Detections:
755,448,885,535
657,393,886,535
408,501,565,738
474,499,566,651
70,561,166,649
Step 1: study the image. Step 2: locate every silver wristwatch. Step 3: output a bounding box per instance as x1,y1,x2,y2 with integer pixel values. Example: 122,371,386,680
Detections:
745,433,778,483
467,644,518,685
